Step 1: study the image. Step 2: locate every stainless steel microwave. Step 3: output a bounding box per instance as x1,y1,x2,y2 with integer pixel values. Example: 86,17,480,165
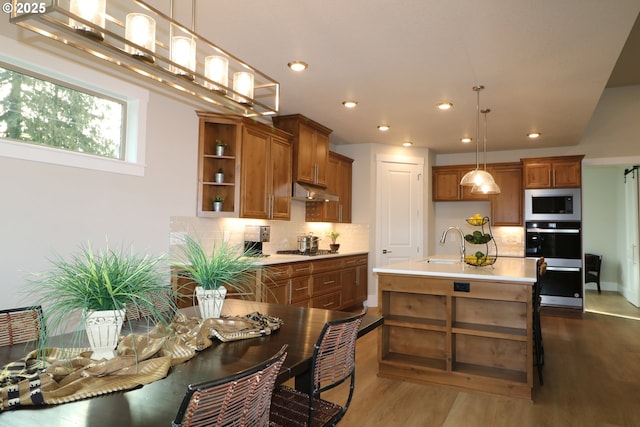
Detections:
524,188,581,221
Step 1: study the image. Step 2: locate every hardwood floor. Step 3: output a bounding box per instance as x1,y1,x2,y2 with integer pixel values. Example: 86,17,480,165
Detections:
321,308,640,427
585,289,640,320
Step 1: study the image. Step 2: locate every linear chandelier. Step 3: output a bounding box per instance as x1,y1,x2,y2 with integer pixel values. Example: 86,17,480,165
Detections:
459,85,500,194
10,0,279,117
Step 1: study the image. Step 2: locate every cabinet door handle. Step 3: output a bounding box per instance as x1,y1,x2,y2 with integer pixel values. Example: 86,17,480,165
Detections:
323,302,334,308
339,205,343,222
323,280,335,285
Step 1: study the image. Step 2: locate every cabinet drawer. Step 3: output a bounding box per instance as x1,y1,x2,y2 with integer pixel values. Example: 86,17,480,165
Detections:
267,264,292,280
291,262,313,277
344,255,367,267
312,271,342,297
311,291,341,310
312,258,345,274
290,276,311,303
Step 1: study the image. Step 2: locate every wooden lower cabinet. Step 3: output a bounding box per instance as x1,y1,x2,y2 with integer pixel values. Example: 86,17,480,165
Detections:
174,254,368,311
378,273,534,400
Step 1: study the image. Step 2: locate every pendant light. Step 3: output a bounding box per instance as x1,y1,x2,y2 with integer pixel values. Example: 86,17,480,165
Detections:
471,108,501,194
460,85,499,190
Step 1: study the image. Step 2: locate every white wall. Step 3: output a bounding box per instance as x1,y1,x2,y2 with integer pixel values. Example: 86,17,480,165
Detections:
582,166,623,291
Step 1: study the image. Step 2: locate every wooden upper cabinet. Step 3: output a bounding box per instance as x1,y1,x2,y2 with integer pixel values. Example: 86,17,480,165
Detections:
433,162,523,226
239,122,292,220
272,114,332,188
195,112,242,217
522,155,584,188
488,162,523,226
432,165,489,201
306,151,353,223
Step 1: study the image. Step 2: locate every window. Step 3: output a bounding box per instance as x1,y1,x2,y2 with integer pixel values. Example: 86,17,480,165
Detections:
0,34,149,176
0,63,126,160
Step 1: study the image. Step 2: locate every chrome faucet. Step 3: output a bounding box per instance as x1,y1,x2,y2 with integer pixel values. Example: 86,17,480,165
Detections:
440,226,466,262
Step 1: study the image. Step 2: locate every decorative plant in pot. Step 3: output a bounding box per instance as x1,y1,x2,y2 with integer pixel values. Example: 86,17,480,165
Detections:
172,234,260,320
30,242,176,361
213,195,224,212
215,168,224,183
329,231,340,253
215,139,226,156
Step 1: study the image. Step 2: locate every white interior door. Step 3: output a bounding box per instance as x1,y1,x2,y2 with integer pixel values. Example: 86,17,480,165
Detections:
377,157,424,266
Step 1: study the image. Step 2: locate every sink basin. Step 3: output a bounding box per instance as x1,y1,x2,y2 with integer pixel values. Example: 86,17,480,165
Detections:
425,258,460,264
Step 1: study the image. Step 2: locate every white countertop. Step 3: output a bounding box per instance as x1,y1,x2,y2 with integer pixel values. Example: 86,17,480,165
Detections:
373,256,537,283
252,251,369,266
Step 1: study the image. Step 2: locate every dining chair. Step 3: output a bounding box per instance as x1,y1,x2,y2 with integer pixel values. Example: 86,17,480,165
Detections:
0,305,44,346
533,257,547,385
172,344,287,427
585,253,603,293
269,308,367,427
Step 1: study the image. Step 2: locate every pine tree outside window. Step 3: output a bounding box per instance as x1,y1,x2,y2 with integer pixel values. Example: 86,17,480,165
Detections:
0,63,125,160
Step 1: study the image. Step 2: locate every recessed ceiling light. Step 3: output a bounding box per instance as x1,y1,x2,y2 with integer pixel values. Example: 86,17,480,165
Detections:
287,61,308,71
377,124,390,131
527,132,541,139
461,137,472,143
436,102,453,110
402,141,413,147
342,100,358,108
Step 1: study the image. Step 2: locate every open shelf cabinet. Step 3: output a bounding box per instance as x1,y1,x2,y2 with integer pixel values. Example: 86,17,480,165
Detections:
378,274,534,400
196,112,242,217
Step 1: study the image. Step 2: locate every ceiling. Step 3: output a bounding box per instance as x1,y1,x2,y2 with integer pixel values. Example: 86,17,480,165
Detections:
166,0,640,154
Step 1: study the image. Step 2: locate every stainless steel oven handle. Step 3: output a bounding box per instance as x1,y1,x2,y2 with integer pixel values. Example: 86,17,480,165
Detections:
526,228,580,233
546,266,581,272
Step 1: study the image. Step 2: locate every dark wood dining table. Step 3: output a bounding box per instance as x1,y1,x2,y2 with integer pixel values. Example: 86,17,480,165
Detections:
0,300,382,427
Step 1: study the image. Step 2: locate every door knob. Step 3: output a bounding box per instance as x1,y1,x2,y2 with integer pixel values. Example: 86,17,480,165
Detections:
383,249,392,254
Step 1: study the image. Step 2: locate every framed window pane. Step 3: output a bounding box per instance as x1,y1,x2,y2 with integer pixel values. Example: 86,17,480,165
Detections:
0,63,126,160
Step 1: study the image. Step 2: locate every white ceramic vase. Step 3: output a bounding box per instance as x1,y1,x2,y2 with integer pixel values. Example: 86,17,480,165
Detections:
84,308,126,360
195,286,227,319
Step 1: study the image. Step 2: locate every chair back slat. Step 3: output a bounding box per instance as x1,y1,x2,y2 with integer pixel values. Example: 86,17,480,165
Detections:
173,345,287,427
0,306,44,346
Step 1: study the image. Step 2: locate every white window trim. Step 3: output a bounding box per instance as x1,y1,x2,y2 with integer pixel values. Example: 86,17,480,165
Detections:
0,34,148,176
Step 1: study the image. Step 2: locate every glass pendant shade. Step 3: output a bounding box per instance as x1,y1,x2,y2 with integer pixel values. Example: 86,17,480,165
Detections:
204,56,229,92
125,13,156,61
460,169,495,187
471,179,501,195
233,72,255,105
171,35,196,76
69,0,106,38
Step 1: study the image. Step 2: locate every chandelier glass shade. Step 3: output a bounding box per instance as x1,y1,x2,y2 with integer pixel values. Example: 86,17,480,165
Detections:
9,0,279,117
460,85,500,194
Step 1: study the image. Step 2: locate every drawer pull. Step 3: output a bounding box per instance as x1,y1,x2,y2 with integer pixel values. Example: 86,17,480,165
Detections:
323,280,335,285
295,286,309,291
295,267,311,272
323,302,334,308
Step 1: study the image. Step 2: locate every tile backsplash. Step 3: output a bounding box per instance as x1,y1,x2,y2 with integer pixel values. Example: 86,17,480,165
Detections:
170,202,369,257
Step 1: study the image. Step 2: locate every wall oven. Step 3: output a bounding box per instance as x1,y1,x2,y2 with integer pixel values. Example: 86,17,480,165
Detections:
526,220,582,308
525,188,581,222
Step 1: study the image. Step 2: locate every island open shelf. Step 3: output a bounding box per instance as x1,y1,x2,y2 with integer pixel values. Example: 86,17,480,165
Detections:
375,259,537,400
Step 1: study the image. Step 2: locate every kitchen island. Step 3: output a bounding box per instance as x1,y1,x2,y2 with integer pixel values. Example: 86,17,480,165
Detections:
373,257,537,399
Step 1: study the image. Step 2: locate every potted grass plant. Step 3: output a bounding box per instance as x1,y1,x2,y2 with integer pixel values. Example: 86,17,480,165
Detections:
329,231,340,253
172,234,260,319
31,242,175,360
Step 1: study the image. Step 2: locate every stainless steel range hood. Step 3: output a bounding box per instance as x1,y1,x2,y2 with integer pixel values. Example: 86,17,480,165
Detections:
292,183,339,202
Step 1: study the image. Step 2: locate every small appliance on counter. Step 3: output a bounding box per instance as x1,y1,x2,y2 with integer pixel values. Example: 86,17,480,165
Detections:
244,225,270,257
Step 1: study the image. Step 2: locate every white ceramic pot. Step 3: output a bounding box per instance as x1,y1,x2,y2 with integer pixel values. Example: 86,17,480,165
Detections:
195,286,227,319
84,308,126,360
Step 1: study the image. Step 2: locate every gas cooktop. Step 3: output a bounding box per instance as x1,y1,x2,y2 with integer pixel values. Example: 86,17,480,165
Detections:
276,250,335,256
